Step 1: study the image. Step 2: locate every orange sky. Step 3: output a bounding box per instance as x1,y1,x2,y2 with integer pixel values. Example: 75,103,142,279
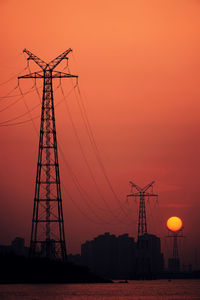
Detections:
0,0,200,267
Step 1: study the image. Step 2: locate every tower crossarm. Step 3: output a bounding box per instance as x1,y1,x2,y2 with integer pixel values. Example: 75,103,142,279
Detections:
129,181,142,193
166,230,184,239
142,181,155,193
144,193,157,197
127,193,157,198
18,71,78,80
127,193,139,198
23,49,47,70
18,71,44,79
48,48,72,70
51,71,78,79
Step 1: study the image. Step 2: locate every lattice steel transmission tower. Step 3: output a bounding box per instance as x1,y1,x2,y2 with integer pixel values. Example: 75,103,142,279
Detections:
167,227,184,272
18,49,77,261
127,181,157,239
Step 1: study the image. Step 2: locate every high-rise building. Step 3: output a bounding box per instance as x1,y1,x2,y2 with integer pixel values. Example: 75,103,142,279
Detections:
81,232,136,279
136,233,164,278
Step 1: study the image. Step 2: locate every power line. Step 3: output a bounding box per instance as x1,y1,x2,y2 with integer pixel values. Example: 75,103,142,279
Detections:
0,66,28,87
61,180,108,225
26,64,42,105
0,85,19,99
63,64,131,218
74,84,130,218
60,84,132,225
0,102,40,125
60,85,116,213
0,86,73,128
0,84,42,99
0,86,38,113
0,82,63,125
58,141,121,225
18,84,39,135
0,95,26,113
0,115,40,127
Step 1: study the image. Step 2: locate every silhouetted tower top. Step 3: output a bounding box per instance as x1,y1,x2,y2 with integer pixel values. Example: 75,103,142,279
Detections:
127,181,157,239
18,49,78,261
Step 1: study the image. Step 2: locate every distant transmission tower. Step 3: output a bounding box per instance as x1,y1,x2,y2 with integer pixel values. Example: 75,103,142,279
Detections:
167,224,184,272
18,49,77,261
127,181,157,239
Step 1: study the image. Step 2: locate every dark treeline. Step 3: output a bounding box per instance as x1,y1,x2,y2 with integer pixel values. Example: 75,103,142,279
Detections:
0,253,112,284
0,253,199,284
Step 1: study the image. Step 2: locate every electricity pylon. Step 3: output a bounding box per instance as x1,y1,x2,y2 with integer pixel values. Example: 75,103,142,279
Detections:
127,181,157,239
167,228,184,272
18,49,77,261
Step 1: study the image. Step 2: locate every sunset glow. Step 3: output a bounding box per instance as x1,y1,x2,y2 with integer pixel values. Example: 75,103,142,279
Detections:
167,216,183,232
0,0,199,264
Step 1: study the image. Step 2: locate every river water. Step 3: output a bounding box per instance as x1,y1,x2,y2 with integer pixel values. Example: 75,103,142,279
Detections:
0,280,199,300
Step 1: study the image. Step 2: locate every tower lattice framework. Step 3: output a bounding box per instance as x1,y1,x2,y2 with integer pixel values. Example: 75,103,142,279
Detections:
167,229,184,259
127,181,157,239
19,49,77,261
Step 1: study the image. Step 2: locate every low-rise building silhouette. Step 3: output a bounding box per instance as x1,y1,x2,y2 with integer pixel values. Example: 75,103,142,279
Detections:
0,237,28,257
68,253,82,266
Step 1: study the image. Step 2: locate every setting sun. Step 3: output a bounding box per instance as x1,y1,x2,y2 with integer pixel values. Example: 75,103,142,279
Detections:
167,216,183,232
